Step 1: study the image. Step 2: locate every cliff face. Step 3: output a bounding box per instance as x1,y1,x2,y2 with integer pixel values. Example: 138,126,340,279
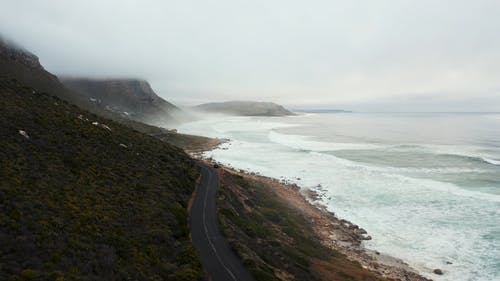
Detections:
195,101,294,116
61,78,185,125
0,38,78,103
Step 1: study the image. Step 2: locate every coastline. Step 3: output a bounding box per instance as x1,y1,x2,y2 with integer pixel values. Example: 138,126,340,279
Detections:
189,141,432,281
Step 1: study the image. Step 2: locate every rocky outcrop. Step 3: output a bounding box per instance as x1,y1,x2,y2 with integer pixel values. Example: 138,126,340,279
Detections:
433,268,443,275
194,101,294,116
0,38,42,69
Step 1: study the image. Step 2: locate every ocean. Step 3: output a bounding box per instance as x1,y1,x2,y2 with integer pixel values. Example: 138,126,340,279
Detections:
178,112,500,281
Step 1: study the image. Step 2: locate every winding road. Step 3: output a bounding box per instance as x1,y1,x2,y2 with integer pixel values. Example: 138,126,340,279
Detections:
190,163,255,281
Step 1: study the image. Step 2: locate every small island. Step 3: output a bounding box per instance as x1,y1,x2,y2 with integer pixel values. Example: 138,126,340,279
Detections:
194,101,295,116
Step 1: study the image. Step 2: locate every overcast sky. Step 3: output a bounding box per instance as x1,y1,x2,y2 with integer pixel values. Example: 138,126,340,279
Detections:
1,0,499,111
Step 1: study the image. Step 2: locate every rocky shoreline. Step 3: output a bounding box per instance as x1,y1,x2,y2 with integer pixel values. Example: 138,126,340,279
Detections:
189,141,434,281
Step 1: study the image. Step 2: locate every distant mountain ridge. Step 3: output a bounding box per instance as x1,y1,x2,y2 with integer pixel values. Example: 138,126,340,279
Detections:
195,101,294,116
61,78,188,125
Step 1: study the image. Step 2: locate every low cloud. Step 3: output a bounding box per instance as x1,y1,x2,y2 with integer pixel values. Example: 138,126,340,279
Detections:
1,0,499,111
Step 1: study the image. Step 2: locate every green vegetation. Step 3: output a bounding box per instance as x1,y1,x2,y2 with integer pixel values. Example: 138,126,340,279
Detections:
158,133,221,152
0,78,203,280
217,172,387,281
217,174,326,281
104,116,216,152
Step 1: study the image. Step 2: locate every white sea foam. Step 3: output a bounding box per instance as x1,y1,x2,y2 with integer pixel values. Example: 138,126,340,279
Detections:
212,119,297,133
179,113,500,281
268,130,382,151
207,141,500,281
269,130,500,169
422,144,500,163
483,157,500,166
292,150,500,204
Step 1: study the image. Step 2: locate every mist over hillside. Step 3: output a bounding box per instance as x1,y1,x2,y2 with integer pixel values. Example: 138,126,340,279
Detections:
61,78,191,126
1,37,193,131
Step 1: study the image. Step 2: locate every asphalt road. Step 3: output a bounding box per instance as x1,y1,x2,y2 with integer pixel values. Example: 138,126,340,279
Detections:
190,163,255,281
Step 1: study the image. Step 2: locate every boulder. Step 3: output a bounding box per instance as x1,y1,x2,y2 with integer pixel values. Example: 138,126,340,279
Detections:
433,269,443,275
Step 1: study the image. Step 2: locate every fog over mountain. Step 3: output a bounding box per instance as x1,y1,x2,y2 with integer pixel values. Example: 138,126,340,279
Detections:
1,0,499,111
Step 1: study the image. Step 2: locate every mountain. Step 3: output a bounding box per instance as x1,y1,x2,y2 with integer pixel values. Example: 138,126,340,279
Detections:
1,38,204,143
0,39,203,280
194,101,295,116
61,78,189,126
0,38,83,105
0,37,189,130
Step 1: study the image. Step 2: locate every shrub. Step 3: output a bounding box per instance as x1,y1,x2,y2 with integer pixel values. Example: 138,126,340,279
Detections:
20,269,36,280
172,268,203,281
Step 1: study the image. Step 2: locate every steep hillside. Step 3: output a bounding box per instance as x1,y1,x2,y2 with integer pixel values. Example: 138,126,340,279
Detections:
61,78,189,126
0,77,203,280
194,101,294,116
